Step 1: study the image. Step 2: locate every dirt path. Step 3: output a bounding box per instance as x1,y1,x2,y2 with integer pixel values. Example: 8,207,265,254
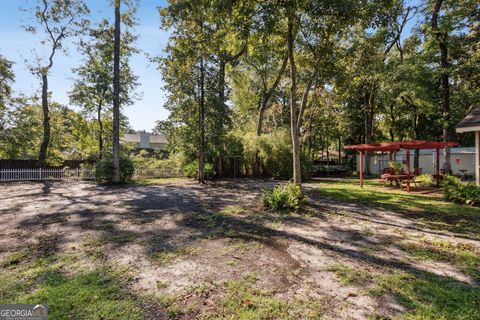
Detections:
0,179,478,319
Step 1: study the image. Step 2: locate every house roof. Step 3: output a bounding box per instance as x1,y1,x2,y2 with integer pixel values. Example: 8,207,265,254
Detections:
121,133,167,144
344,140,458,152
456,108,480,133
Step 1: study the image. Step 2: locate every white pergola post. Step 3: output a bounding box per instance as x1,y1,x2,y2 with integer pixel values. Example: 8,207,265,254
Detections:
476,131,480,186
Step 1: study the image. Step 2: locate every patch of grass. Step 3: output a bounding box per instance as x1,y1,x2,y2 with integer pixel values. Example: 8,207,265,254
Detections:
0,236,146,320
81,234,106,260
79,222,115,231
368,270,480,319
22,269,143,320
156,280,169,290
109,233,139,245
150,246,200,265
314,178,480,238
2,250,31,266
221,239,263,256
198,273,322,320
157,293,182,317
1,252,143,319
220,205,247,216
1,234,56,267
399,239,480,279
135,177,188,185
327,264,373,285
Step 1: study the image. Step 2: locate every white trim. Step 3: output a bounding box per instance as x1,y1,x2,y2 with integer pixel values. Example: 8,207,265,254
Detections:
456,126,480,133
476,132,480,186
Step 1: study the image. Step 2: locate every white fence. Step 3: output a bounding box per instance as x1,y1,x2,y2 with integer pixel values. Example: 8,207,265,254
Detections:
0,167,183,182
0,168,96,182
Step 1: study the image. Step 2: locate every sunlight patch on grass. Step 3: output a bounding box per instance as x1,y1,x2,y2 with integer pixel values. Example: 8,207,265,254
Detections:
368,270,480,320
399,238,480,280
135,177,188,185
22,270,142,320
220,205,247,216
314,178,480,237
0,249,143,320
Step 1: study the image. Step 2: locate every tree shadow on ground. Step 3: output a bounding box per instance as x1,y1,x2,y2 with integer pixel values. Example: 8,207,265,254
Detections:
5,180,480,319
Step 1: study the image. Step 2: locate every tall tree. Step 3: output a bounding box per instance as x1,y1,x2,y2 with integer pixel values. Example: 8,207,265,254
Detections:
431,0,451,172
159,0,251,182
69,18,139,157
25,0,88,167
0,55,14,132
112,0,121,182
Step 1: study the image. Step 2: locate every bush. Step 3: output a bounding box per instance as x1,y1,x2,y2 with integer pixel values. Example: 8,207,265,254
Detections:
183,160,215,179
262,182,306,211
388,161,403,174
416,173,437,188
95,155,135,183
443,175,480,205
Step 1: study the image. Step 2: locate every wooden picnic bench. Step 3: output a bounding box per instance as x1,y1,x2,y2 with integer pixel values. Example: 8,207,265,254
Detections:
380,168,422,190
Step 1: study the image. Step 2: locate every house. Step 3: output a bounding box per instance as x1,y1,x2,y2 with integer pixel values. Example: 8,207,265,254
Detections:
456,108,480,185
121,132,167,151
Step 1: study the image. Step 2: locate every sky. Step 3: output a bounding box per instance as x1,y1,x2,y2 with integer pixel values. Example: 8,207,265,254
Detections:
0,0,170,132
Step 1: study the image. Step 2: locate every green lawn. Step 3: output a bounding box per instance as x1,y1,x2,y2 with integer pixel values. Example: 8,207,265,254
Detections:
134,177,189,185
313,178,480,238
1,245,143,320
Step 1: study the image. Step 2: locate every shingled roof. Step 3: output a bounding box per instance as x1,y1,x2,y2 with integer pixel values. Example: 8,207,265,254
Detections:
456,108,480,133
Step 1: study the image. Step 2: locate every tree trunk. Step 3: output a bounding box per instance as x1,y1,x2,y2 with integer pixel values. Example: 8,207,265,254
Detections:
38,73,50,167
253,56,287,177
338,137,342,164
287,14,301,185
112,0,121,183
253,99,266,177
432,0,451,173
97,102,103,158
364,92,374,176
389,103,395,142
198,55,206,184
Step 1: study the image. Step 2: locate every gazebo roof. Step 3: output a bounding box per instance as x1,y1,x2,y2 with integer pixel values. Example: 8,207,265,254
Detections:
456,108,480,133
344,140,458,152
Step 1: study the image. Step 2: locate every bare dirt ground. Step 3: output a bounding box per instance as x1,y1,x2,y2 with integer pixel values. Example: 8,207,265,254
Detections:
0,179,479,319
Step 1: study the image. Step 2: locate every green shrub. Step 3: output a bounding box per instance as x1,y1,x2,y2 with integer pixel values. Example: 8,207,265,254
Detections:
262,182,306,211
443,175,480,205
416,173,437,187
95,155,135,183
388,161,403,174
183,160,215,179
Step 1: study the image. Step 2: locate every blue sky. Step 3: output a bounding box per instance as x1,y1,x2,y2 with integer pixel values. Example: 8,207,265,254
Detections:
0,0,170,132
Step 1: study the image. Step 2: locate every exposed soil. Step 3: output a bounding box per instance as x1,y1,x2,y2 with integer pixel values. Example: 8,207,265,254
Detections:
0,179,478,319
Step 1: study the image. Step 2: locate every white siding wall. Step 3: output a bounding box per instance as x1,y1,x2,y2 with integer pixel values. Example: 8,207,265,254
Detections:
356,148,475,176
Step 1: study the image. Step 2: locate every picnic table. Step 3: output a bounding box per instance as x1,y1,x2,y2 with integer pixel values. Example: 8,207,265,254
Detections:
380,173,416,190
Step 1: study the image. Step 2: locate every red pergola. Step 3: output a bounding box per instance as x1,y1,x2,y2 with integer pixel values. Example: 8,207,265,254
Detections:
344,140,459,192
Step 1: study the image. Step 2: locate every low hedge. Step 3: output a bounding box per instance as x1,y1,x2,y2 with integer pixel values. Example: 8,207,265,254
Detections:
443,175,480,205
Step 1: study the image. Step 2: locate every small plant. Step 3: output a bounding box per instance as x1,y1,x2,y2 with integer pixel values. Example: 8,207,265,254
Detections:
415,173,436,187
388,161,403,174
95,155,135,183
443,175,480,205
183,160,215,179
262,182,306,211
